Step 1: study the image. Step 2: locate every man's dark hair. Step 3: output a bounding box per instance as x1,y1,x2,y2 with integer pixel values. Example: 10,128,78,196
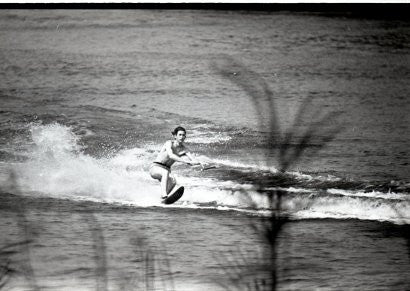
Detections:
171,126,186,136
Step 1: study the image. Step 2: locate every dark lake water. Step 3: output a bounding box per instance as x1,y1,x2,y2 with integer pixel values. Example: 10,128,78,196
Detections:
0,9,409,290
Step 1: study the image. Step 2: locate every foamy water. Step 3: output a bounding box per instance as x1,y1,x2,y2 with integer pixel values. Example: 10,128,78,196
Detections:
2,123,408,225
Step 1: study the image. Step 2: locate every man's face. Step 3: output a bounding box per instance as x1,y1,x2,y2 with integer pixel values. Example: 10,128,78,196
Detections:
175,130,186,142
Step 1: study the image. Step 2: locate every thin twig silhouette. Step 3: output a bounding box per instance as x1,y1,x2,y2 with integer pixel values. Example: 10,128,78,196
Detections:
123,235,175,291
0,171,40,291
211,56,343,290
80,211,108,291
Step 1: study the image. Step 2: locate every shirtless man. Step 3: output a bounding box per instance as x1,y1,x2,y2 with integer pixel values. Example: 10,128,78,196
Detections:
149,126,201,199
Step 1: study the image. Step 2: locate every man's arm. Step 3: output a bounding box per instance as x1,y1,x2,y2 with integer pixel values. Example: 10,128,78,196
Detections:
165,141,191,164
185,152,201,165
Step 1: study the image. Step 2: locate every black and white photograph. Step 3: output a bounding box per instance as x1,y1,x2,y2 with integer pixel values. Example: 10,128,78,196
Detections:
0,4,409,290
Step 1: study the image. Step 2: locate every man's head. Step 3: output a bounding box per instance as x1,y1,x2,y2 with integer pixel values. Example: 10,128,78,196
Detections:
172,126,186,136
172,126,186,142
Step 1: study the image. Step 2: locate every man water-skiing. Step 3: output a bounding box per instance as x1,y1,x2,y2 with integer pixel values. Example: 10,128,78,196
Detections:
149,126,202,199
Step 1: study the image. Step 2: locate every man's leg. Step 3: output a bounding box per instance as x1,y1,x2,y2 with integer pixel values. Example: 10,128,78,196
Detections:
161,170,170,198
150,166,173,198
161,172,177,197
166,175,177,195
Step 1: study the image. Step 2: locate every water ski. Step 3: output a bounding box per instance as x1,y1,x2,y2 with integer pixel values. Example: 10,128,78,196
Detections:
162,186,184,205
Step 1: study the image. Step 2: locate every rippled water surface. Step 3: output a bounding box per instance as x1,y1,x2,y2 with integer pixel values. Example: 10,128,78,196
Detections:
0,9,409,290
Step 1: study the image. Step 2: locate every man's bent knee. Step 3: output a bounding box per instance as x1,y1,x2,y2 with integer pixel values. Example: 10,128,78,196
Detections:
149,166,168,181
